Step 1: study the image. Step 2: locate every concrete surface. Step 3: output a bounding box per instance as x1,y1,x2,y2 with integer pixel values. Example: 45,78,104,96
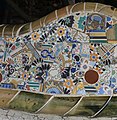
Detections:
0,108,117,120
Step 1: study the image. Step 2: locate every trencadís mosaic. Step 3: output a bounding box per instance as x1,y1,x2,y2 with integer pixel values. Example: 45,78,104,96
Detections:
0,11,117,95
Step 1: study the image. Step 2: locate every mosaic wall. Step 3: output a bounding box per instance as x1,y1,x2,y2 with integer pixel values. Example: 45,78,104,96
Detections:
0,11,117,95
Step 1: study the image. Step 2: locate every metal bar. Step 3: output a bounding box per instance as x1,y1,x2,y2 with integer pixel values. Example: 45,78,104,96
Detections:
35,95,54,113
91,92,113,118
7,90,21,105
63,96,84,116
16,24,26,36
2,25,7,38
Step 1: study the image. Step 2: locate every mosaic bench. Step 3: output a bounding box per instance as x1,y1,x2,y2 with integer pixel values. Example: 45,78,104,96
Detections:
0,2,117,117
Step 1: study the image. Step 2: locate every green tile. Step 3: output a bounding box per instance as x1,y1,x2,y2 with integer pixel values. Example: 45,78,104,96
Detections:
39,96,80,115
8,91,51,113
98,96,117,117
68,96,109,116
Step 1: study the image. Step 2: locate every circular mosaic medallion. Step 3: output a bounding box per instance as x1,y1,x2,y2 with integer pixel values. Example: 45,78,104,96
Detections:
46,87,62,94
84,70,99,84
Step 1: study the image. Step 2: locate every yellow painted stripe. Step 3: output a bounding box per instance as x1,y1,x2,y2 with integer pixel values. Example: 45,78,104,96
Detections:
108,40,117,43
90,32,106,37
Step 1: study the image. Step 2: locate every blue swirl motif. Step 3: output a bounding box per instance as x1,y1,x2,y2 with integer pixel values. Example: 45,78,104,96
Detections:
66,31,79,43
41,49,55,59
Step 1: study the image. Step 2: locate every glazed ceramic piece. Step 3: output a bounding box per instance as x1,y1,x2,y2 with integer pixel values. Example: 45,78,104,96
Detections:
0,2,117,117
